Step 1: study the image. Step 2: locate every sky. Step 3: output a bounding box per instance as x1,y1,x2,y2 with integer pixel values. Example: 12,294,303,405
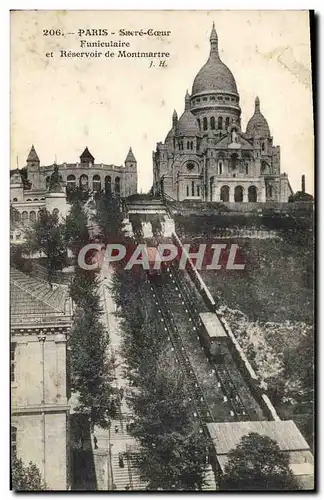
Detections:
10,10,314,194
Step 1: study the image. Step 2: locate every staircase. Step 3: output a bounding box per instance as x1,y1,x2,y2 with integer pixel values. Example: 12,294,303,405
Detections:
202,466,217,491
111,451,146,491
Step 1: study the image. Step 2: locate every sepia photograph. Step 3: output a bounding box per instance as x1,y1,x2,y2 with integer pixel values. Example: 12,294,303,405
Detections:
10,9,315,491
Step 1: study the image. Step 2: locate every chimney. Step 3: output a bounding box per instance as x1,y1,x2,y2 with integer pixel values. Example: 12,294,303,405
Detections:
301,175,305,193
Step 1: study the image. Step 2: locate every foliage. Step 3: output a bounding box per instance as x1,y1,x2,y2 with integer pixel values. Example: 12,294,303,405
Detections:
11,455,47,491
64,199,90,256
10,206,21,226
69,304,115,427
95,192,123,243
289,191,314,202
111,267,209,491
219,433,299,491
66,186,90,204
24,208,67,283
10,245,33,274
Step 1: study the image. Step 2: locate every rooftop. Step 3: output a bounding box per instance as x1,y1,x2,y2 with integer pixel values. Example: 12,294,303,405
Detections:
10,268,71,324
200,312,227,338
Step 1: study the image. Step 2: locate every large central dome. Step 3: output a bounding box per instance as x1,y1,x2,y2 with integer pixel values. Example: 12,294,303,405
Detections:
192,24,238,96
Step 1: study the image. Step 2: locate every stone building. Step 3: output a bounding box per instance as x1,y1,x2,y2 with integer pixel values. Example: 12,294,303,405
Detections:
10,145,138,225
11,268,72,490
153,24,293,203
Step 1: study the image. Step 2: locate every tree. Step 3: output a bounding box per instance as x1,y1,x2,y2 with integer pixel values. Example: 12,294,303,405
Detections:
219,433,299,491
11,456,47,491
288,191,314,202
95,191,123,243
64,200,90,256
24,208,67,283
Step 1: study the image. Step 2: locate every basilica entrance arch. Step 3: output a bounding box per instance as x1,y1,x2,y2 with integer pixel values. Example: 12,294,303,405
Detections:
220,185,230,202
234,185,244,202
248,185,258,202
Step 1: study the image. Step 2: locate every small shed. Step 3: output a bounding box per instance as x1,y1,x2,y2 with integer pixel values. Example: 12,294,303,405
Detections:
206,420,314,490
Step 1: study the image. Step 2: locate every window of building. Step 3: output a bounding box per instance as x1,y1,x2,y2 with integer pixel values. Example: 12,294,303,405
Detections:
225,97,230,101
248,185,258,202
187,141,190,150
13,198,17,202
218,117,223,130
21,211,28,222
262,143,265,152
197,185,200,197
191,181,195,197
217,96,223,100
105,176,112,194
203,117,208,131
234,185,244,202
79,174,89,190
268,185,273,198
11,426,17,456
210,117,215,130
187,162,194,171
245,164,249,175
11,343,16,383
67,174,76,189
115,176,121,195
196,98,201,103
92,175,101,191
186,185,189,197
218,162,223,175
203,97,208,101
29,211,36,222
225,117,230,128
53,208,59,217
220,185,229,202
197,118,201,130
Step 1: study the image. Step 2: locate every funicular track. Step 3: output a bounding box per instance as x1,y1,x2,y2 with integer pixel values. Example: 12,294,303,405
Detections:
164,263,251,421
148,275,214,427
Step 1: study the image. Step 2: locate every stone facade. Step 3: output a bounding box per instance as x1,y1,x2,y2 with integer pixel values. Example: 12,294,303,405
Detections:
11,269,72,490
153,24,293,203
10,145,138,224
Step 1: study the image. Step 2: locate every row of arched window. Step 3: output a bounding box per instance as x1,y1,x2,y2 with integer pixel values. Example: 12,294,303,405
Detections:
218,185,258,202
15,208,59,224
197,116,232,132
178,141,194,151
45,174,121,193
186,181,200,197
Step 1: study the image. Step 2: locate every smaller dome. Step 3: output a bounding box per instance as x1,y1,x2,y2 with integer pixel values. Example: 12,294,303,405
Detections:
175,92,200,137
246,97,271,138
165,127,175,142
175,111,200,137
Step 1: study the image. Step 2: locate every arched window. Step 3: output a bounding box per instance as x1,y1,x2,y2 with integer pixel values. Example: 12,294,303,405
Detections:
218,161,223,175
248,186,258,202
29,211,36,222
46,176,51,189
92,174,101,191
105,175,112,194
234,185,244,202
267,185,273,198
190,141,193,150
41,198,45,201
197,185,200,197
197,118,201,130
225,117,230,128
21,211,28,222
262,143,265,152
203,117,208,130
186,185,189,197
26,199,32,202
67,174,76,189
245,164,249,175
191,181,195,197
13,198,17,202
187,141,190,150
218,117,223,130
53,208,59,217
115,176,120,195
210,117,215,130
79,174,88,190
33,198,39,201
220,185,230,202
